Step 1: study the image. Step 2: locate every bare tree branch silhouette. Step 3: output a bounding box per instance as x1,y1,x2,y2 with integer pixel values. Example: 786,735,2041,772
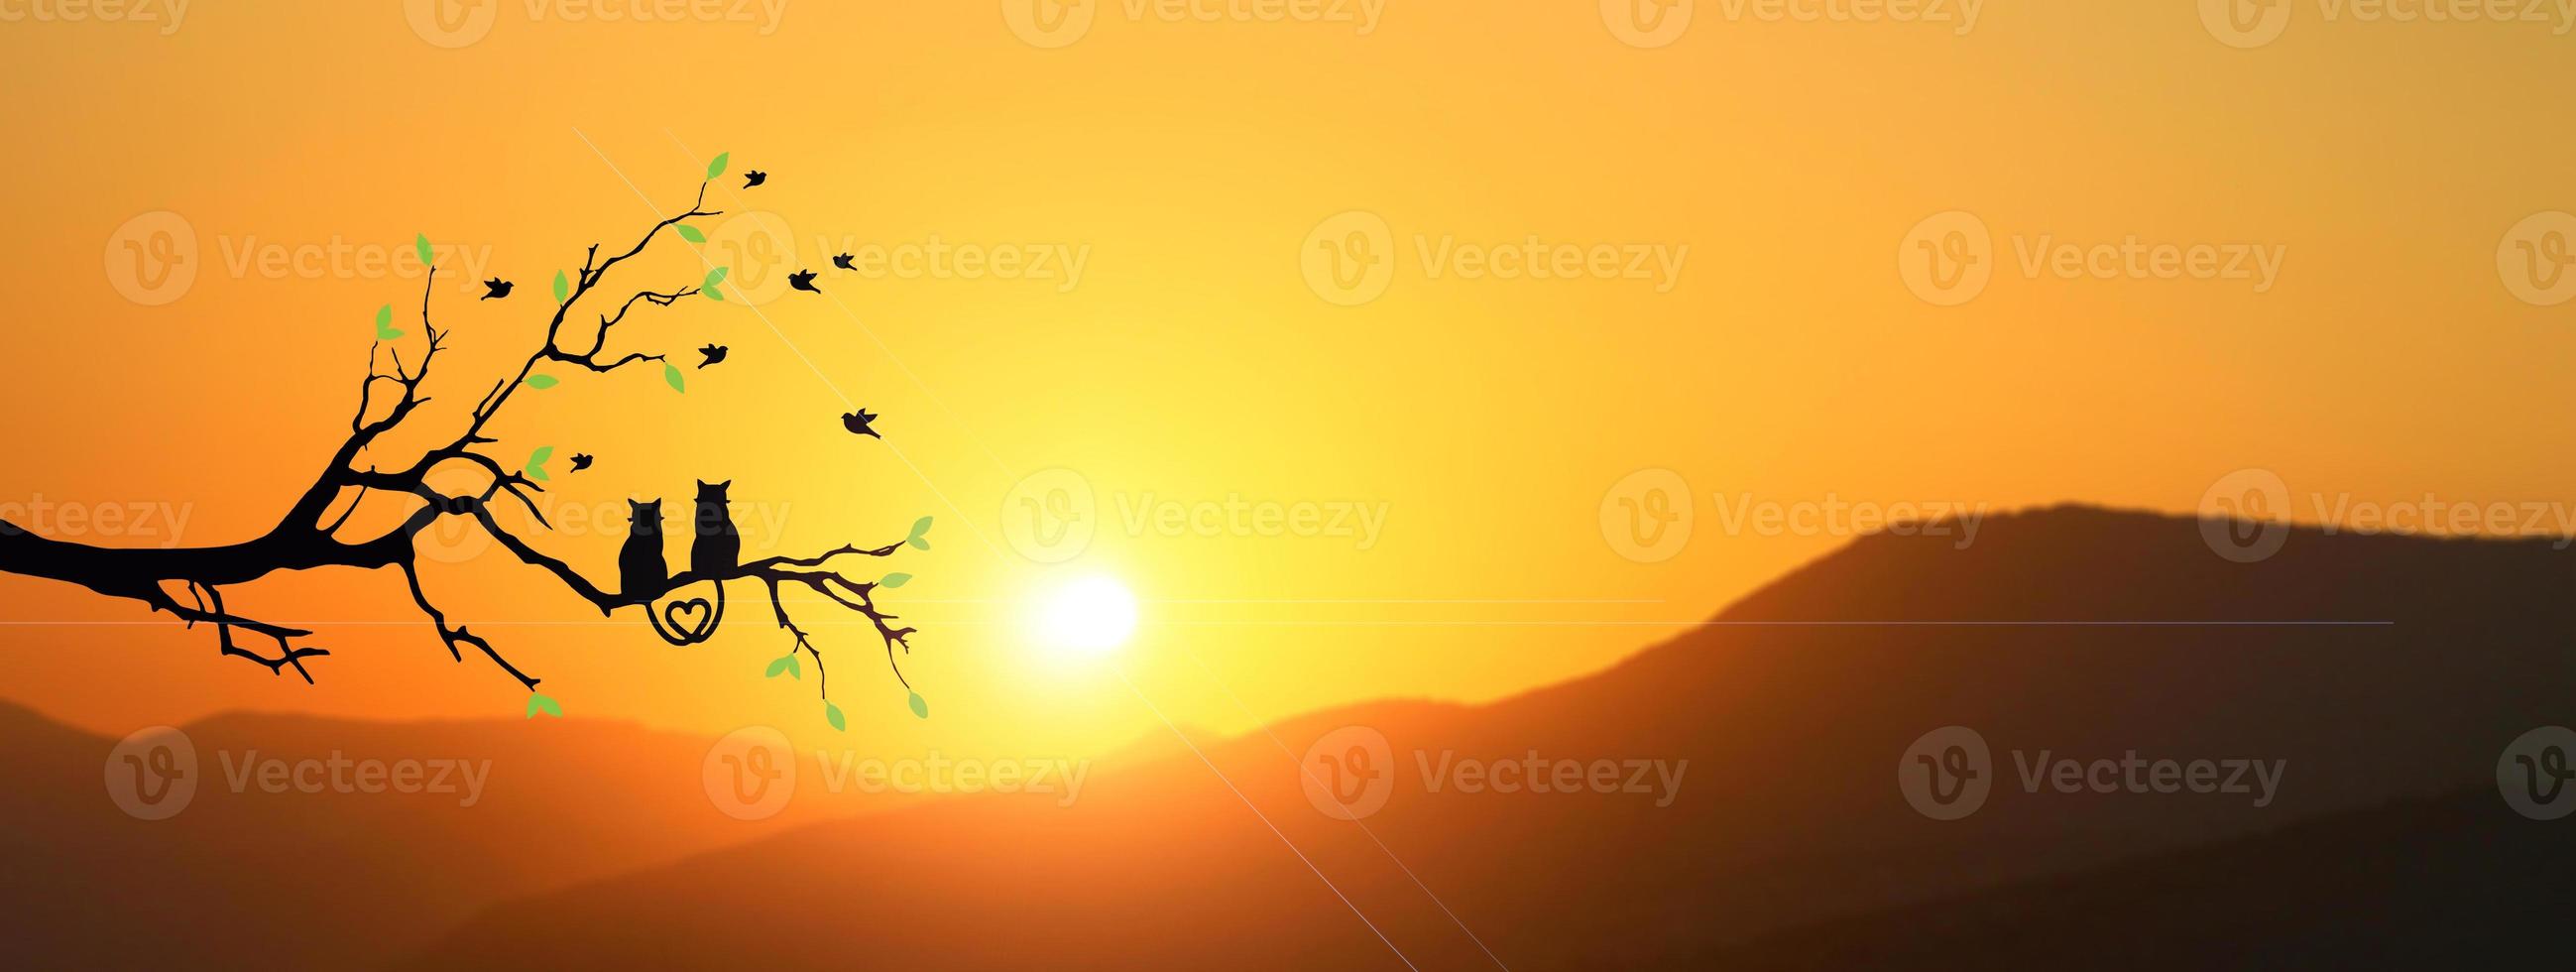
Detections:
0,167,923,718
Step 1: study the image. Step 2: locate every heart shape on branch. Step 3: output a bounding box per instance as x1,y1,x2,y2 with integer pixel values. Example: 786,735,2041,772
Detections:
662,597,717,641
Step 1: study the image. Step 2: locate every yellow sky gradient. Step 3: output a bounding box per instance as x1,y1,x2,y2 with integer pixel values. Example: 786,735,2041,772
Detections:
3,2,2573,758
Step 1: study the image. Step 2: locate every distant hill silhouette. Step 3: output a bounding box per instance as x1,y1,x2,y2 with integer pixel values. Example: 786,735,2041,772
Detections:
402,507,2576,969
1698,786,2576,969
0,704,902,968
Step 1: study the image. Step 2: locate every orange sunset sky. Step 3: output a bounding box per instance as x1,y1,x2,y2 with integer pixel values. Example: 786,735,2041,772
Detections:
4,1,2574,759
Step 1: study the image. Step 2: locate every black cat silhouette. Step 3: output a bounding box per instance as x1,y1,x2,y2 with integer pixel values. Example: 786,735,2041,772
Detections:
690,480,741,574
643,481,740,647
616,499,667,599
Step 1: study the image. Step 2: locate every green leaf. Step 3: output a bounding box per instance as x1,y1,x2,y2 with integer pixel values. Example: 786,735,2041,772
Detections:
765,655,800,679
663,362,686,394
906,516,932,550
824,701,846,732
525,445,553,482
707,152,730,181
552,270,569,304
878,572,912,589
675,224,705,244
523,374,559,390
373,304,404,341
702,266,729,294
907,691,929,720
414,233,433,268
525,692,562,719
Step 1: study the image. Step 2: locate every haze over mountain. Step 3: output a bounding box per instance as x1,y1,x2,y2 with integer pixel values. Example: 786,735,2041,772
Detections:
0,705,900,968
402,507,2575,969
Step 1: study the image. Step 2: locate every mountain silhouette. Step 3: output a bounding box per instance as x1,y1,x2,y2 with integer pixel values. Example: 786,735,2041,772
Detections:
0,704,909,968
1698,786,2576,969
399,506,2576,969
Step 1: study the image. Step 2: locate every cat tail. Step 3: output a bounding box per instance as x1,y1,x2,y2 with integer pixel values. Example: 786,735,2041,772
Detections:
644,579,727,646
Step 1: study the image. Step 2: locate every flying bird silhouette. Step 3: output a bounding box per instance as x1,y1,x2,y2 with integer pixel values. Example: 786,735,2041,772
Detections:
788,269,820,294
842,410,879,437
569,453,595,472
698,344,729,369
481,278,513,301
743,171,767,187
832,252,855,270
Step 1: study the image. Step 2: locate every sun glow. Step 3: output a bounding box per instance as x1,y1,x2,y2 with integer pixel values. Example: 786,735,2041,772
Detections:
1033,575,1139,660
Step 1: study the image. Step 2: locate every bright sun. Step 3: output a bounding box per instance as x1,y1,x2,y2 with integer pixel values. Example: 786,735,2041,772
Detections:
1034,575,1138,659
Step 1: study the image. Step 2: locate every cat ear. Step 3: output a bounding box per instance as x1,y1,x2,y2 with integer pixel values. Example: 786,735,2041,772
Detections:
720,479,732,489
